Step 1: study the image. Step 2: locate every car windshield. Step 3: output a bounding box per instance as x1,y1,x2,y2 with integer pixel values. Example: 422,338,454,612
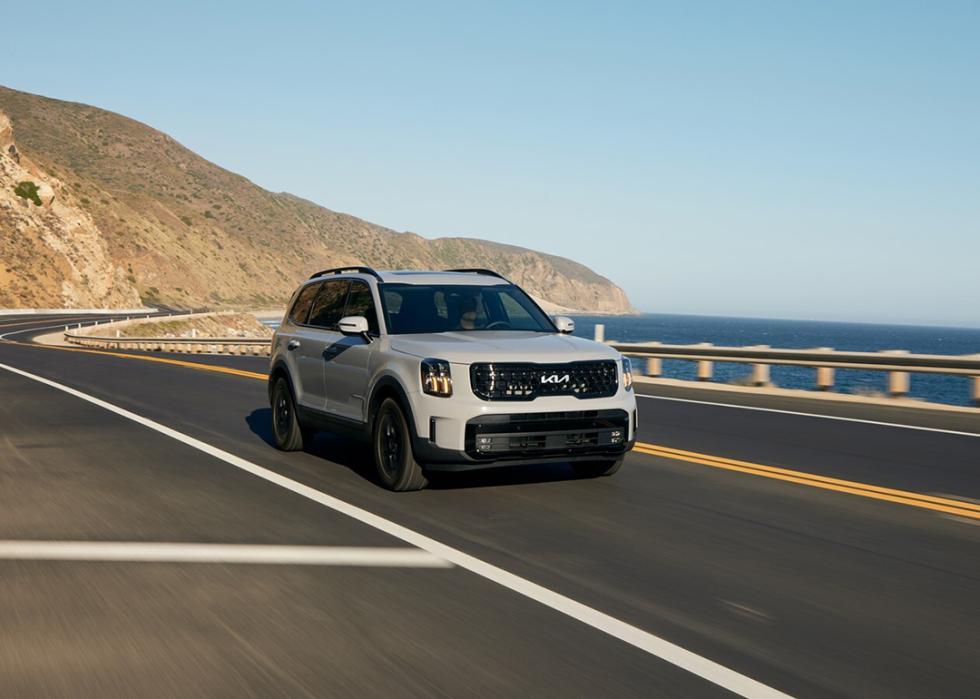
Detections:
380,283,557,335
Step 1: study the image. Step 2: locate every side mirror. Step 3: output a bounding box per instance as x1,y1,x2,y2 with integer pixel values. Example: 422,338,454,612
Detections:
338,316,371,341
553,316,575,334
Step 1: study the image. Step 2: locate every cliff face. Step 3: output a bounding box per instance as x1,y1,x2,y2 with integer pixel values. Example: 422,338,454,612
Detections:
0,113,140,308
0,86,635,313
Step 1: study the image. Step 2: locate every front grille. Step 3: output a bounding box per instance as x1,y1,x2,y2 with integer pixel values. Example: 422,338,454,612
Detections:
465,410,629,459
470,361,618,401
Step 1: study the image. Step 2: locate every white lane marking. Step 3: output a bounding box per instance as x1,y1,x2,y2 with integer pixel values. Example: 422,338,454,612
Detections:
0,362,790,699
0,542,451,567
637,393,980,438
0,315,132,340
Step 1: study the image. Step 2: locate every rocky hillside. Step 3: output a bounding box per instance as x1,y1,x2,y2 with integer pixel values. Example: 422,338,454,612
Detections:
0,86,634,313
0,112,140,308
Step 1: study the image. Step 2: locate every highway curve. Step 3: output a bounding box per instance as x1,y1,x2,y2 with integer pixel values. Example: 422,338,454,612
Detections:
0,313,977,698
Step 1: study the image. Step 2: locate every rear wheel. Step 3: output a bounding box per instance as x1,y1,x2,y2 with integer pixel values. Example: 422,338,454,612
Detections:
271,377,312,451
372,398,428,491
573,457,624,478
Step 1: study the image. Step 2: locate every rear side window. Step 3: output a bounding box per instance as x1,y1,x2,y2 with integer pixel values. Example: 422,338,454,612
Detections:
289,282,321,325
308,280,350,329
344,281,380,335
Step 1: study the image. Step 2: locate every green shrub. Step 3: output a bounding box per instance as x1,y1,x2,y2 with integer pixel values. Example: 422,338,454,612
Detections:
14,181,42,206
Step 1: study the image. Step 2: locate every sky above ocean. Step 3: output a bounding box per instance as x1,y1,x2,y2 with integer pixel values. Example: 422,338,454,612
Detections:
3,1,978,326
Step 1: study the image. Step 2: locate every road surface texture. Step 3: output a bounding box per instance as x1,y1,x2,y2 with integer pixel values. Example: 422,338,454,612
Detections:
0,313,977,698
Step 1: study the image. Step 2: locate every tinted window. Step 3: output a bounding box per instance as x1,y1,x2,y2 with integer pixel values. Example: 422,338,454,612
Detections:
308,280,350,329
343,281,380,335
499,293,540,330
289,282,321,324
381,284,555,335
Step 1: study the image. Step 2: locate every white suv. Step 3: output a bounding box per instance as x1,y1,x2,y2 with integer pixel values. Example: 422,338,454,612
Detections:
268,267,637,490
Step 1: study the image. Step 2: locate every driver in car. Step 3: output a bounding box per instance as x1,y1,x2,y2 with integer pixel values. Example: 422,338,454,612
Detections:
457,294,480,330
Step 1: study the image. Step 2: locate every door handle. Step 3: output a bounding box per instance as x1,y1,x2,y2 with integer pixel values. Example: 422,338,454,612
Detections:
287,340,301,351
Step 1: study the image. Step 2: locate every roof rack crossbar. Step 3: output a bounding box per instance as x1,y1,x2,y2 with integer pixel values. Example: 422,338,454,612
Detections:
309,266,383,281
444,268,508,280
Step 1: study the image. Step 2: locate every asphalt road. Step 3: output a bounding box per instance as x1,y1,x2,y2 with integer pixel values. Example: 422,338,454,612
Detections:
0,314,977,698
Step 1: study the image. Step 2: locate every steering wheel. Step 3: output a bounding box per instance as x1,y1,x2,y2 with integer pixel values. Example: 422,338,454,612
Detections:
484,320,512,330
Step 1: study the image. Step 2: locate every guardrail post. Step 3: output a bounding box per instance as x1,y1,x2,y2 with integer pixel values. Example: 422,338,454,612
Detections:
696,343,713,381
594,324,605,343
883,350,910,397
815,348,835,390
973,376,980,407
749,345,770,386
645,343,662,377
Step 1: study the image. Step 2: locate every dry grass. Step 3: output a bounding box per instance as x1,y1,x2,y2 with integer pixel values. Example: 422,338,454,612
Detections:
117,314,272,339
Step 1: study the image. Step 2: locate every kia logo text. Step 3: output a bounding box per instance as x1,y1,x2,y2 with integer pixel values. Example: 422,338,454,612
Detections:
541,374,571,384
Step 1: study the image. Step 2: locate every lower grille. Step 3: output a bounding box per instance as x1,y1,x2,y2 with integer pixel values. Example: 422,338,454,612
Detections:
470,361,618,401
465,410,629,459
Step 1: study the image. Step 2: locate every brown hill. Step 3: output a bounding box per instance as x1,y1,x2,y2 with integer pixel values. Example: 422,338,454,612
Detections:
0,86,634,313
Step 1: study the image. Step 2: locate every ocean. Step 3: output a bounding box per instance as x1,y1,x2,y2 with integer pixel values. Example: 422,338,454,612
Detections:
261,314,980,407
572,314,980,408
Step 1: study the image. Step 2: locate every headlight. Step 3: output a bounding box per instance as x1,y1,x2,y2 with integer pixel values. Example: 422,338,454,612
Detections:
421,358,453,397
622,357,633,391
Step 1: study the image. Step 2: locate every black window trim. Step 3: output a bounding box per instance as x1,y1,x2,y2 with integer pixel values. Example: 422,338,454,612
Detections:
342,279,382,338
291,276,388,335
305,278,351,331
287,280,323,326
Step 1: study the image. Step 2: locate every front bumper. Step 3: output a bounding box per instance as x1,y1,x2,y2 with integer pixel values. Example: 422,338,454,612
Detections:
413,406,636,472
406,367,638,471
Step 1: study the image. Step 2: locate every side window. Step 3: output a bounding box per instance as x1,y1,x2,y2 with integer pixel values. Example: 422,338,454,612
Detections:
308,280,350,329
343,281,380,335
288,282,321,325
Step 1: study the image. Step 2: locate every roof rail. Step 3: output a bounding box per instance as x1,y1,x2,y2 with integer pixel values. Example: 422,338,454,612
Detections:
308,266,383,281
444,268,509,281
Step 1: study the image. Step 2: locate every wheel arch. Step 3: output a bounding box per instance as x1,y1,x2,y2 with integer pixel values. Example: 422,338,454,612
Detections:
367,376,419,441
268,359,294,403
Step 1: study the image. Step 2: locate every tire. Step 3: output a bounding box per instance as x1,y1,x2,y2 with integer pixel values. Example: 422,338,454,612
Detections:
372,398,428,491
573,457,624,478
271,377,311,451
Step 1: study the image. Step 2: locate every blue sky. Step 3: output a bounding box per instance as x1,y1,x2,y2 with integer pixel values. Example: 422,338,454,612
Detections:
3,1,978,326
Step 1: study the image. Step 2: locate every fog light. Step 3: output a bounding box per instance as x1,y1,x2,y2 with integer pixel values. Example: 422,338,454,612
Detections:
476,436,493,451
610,430,623,443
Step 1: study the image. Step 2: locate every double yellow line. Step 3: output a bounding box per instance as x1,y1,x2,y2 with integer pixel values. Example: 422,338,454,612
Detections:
635,442,980,521
4,317,978,522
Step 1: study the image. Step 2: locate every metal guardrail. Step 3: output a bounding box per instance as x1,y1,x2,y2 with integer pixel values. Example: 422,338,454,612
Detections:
0,307,153,316
593,324,980,406
66,334,271,357
63,313,272,357
60,316,979,403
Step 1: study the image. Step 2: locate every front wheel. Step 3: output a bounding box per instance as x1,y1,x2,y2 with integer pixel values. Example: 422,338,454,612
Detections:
271,377,312,451
372,398,428,491
573,457,624,478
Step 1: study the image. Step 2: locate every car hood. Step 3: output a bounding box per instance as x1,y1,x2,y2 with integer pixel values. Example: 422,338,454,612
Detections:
389,332,620,365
